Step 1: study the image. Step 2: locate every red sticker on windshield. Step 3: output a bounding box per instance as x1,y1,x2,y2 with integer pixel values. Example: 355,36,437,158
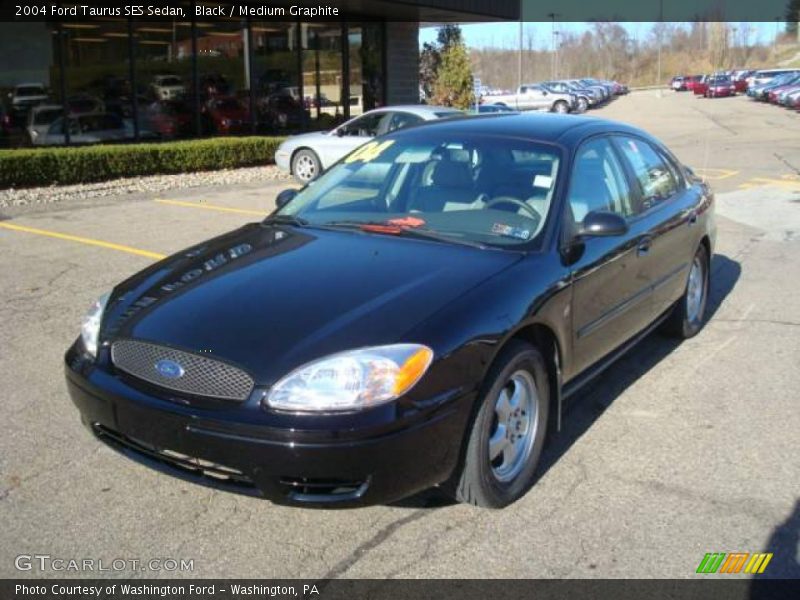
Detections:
387,217,426,228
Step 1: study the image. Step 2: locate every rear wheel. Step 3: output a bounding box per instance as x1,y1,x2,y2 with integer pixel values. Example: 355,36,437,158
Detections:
452,341,550,508
291,149,321,183
662,244,709,339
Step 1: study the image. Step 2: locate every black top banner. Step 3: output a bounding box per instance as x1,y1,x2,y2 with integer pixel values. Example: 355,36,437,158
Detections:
0,0,797,22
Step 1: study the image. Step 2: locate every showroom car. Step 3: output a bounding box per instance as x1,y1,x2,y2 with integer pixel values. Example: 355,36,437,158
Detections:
274,105,462,182
66,113,715,509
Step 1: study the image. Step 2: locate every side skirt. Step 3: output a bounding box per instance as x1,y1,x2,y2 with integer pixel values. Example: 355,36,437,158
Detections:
561,308,673,405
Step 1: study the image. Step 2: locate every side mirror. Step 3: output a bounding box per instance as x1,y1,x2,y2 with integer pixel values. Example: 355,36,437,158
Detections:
578,210,628,238
334,127,345,137
275,188,297,208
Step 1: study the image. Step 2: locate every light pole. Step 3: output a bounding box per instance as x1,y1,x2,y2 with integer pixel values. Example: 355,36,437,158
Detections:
547,13,559,80
731,26,737,68
773,17,780,53
518,20,523,90
656,0,663,95
553,31,560,78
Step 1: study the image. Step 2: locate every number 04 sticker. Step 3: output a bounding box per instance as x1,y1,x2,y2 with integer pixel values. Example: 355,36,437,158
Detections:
343,140,395,164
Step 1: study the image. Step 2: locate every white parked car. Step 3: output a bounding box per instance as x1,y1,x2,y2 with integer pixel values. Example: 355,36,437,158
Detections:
151,75,185,101
26,104,64,145
34,113,129,146
8,83,48,114
274,105,462,183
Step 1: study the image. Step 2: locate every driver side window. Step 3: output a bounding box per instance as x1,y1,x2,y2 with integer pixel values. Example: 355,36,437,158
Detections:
567,138,634,223
339,112,386,137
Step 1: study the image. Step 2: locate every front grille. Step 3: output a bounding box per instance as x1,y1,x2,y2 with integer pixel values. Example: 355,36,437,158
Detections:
111,339,254,401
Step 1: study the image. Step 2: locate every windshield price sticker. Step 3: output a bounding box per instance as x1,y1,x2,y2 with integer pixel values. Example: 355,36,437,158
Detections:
344,140,396,165
492,223,531,240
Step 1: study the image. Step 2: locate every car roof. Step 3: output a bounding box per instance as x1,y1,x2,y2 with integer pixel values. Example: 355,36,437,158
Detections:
386,112,648,146
364,105,461,118
15,83,45,88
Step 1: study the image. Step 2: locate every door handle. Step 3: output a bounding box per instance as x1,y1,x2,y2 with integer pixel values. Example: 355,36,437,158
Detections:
637,237,652,256
688,211,698,226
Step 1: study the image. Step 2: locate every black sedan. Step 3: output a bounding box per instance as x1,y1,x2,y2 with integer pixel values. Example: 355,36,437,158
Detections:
66,113,715,508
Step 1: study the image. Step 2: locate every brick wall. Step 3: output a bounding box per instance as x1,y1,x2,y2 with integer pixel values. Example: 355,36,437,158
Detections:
385,22,420,105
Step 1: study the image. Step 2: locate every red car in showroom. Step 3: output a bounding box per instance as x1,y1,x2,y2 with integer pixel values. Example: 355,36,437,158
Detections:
204,97,249,135
144,100,192,139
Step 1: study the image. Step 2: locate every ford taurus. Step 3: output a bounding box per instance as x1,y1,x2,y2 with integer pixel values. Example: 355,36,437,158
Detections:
66,113,715,508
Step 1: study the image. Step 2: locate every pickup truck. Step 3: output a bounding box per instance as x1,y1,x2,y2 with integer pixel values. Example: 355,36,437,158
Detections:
485,84,575,113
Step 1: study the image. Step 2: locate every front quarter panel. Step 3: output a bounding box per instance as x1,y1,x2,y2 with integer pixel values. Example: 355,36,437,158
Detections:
402,253,572,414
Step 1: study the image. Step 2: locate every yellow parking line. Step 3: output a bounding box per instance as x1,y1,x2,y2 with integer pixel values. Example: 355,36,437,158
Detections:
0,222,166,260
693,168,739,181
749,177,800,187
154,198,265,216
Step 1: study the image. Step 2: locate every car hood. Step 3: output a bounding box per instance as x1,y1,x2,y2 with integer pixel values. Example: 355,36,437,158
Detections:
101,223,522,383
280,131,333,148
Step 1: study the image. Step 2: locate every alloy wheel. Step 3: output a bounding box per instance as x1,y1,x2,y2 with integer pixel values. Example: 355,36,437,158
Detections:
489,370,539,482
686,255,706,324
294,154,317,181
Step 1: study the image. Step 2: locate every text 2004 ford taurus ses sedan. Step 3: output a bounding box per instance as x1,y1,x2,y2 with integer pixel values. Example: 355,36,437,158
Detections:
66,113,715,508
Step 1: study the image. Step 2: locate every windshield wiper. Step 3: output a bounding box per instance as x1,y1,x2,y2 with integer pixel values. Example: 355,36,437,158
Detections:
321,220,487,249
263,214,310,227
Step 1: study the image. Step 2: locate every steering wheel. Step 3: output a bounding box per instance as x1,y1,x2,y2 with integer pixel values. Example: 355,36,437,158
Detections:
484,197,540,220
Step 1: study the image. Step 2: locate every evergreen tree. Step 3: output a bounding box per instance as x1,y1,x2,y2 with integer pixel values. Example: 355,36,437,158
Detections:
432,40,475,109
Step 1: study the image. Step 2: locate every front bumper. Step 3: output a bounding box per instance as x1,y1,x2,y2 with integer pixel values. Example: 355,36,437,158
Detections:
274,149,291,173
65,343,472,507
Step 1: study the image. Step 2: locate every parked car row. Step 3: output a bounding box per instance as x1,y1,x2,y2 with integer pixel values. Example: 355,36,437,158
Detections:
672,70,751,95
746,69,800,110
671,68,800,109
482,78,627,114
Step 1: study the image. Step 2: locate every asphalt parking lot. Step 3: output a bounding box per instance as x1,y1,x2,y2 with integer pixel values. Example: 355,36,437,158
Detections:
1,91,799,579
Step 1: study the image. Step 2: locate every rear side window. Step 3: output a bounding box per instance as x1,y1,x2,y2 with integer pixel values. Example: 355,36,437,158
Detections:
613,136,678,211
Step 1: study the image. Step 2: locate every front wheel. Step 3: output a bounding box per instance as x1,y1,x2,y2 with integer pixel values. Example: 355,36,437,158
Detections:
291,149,321,183
552,100,569,114
452,341,550,508
577,97,589,112
662,244,710,338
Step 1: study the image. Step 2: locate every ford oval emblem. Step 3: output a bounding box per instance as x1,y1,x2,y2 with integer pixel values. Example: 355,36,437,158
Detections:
155,359,185,379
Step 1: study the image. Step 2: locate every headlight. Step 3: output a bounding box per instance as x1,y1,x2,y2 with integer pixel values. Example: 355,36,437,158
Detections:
80,292,110,358
264,344,433,413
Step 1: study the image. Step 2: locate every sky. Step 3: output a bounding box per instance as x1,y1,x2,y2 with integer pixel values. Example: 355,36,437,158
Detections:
419,22,783,50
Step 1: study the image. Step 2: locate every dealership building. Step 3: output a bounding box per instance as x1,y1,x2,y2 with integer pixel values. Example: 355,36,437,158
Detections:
0,1,518,145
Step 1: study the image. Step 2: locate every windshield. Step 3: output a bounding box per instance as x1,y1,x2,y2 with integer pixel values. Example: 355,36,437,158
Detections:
276,133,561,249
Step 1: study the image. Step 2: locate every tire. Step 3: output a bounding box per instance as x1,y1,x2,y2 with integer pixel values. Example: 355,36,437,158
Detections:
453,340,550,508
291,148,321,183
662,244,710,339
553,100,569,114
577,97,589,112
